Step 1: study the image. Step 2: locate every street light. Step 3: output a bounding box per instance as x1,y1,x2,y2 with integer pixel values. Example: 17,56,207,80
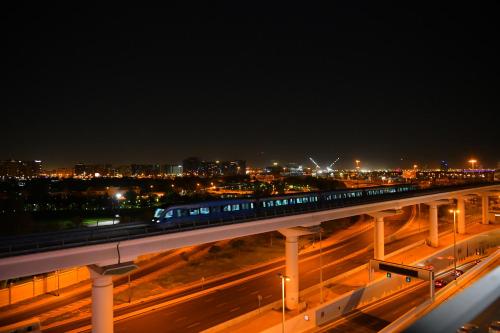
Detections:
449,209,459,279
468,159,477,170
278,273,290,333
319,228,324,303
113,193,123,224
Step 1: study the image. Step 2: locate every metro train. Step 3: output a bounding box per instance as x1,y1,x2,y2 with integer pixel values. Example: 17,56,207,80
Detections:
152,184,418,226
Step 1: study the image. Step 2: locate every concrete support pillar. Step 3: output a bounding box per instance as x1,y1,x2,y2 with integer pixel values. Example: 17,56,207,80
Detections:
91,272,113,333
457,196,466,234
285,235,299,310
429,204,439,247
374,217,384,260
482,193,489,225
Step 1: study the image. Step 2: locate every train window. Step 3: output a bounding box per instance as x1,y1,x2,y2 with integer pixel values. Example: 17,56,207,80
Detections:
241,203,249,209
267,201,274,207
154,209,164,218
165,210,173,219
303,197,309,203
189,208,199,216
275,200,282,206
297,198,303,203
223,205,231,211
200,207,210,214
232,204,240,211
289,198,295,204
283,199,288,205
250,203,254,209
179,209,189,217
210,206,221,213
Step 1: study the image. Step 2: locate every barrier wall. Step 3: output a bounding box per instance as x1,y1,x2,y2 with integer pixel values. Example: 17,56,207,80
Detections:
260,228,500,333
0,266,89,307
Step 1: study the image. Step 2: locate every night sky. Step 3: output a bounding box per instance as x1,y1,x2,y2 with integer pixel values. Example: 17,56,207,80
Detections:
4,3,499,169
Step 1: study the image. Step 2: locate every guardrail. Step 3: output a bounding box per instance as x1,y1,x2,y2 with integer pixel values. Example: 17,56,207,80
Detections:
257,228,500,333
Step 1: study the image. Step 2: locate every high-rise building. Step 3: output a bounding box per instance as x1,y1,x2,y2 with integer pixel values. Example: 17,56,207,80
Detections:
21,160,42,177
131,164,159,177
74,163,86,176
183,157,201,175
162,164,182,176
220,160,246,176
182,157,246,177
440,160,449,171
0,160,42,178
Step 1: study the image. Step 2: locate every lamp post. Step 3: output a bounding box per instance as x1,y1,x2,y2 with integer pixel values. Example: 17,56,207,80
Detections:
319,227,324,303
449,209,459,279
468,159,477,170
278,273,290,333
113,193,123,225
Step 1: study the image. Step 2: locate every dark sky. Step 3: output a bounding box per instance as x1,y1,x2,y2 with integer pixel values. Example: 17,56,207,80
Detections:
4,3,499,169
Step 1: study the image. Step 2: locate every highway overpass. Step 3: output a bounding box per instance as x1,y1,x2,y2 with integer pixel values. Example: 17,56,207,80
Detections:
0,182,498,333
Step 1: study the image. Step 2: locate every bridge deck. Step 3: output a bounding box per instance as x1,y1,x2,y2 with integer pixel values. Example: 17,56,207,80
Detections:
0,182,497,259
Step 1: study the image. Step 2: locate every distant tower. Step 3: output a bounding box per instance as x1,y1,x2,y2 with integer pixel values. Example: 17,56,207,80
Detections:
440,160,449,171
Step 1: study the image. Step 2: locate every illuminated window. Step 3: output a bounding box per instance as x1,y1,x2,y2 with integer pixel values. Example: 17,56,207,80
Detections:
154,209,164,218
200,207,210,214
165,210,173,218
189,208,199,215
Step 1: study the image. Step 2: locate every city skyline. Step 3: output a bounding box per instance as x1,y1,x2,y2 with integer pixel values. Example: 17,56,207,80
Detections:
1,156,497,174
2,4,499,332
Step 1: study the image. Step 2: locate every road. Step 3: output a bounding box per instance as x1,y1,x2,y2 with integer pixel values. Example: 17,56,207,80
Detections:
317,261,483,332
42,207,428,332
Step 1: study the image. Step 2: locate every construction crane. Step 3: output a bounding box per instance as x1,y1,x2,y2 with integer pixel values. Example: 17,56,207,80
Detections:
308,156,341,174
327,157,341,171
309,157,321,169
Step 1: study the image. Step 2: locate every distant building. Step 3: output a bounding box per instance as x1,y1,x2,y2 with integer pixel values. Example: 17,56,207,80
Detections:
182,157,246,177
417,169,495,182
116,165,132,177
162,164,182,176
183,157,201,175
74,163,113,177
440,160,449,171
44,167,73,178
199,161,220,177
283,163,304,177
264,163,283,176
131,164,160,177
220,160,246,176
0,160,42,178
